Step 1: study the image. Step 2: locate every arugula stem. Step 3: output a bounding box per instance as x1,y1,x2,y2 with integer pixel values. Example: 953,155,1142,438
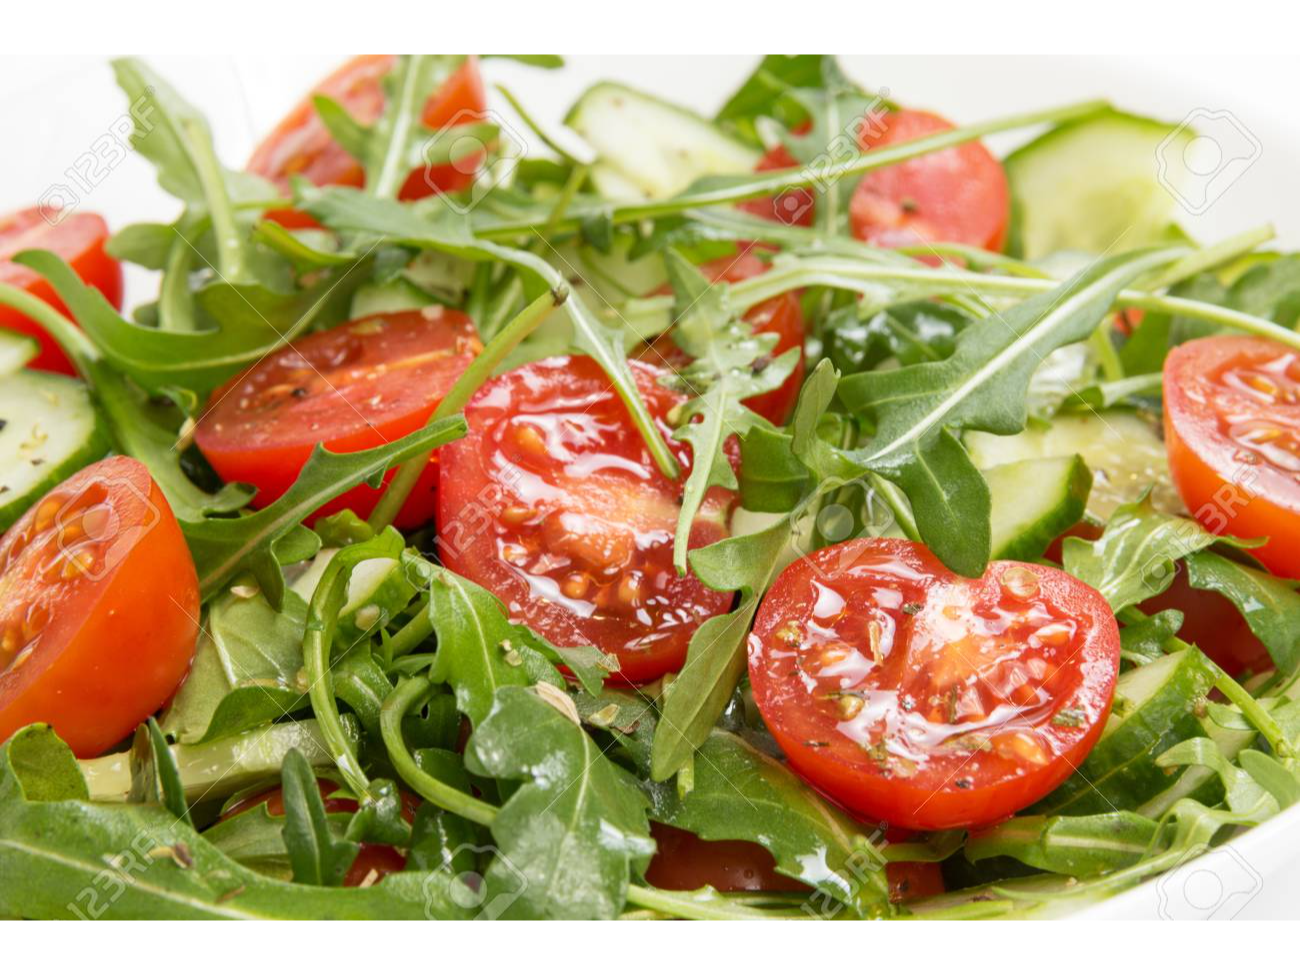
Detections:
0,284,98,369
367,283,569,530
1213,665,1292,759
303,557,375,802
621,884,801,920
727,258,1300,352
1090,323,1125,383
369,55,429,199
475,99,1108,238
379,676,500,828
1141,224,1276,291
386,610,433,658
184,118,248,282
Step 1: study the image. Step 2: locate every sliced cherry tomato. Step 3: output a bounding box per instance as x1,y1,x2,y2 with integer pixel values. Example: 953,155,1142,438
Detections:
636,250,806,425
1164,335,1300,579
436,355,737,683
248,56,488,227
644,823,802,893
0,207,124,374
221,778,420,887
849,110,1009,252
0,456,199,757
736,138,815,229
194,308,481,529
748,538,1119,831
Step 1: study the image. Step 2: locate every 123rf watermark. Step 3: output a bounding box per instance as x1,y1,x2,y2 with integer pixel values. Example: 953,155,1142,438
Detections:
37,90,156,226
1156,108,1261,217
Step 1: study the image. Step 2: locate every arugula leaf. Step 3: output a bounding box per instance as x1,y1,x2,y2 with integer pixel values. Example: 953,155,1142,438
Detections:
184,414,467,608
128,719,193,829
1063,495,1251,613
840,249,1180,577
279,749,360,887
0,735,470,918
1184,549,1300,677
1120,608,1184,666
647,728,893,918
296,183,680,478
659,250,797,573
824,300,974,375
714,55,838,146
5,725,88,802
160,586,309,744
419,562,581,727
465,686,654,919
965,811,1162,876
17,249,363,397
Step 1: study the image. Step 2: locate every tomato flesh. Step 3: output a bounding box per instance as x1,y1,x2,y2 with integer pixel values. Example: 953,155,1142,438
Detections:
0,456,199,757
1,208,124,374
1165,335,1300,578
737,141,815,228
194,308,481,529
248,56,488,227
748,538,1119,831
849,110,1009,252
221,778,419,887
437,355,736,683
637,250,806,425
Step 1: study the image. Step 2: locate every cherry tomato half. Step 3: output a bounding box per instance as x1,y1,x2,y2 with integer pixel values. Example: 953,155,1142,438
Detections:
1,207,124,374
849,110,1009,252
1164,335,1300,579
194,307,482,529
248,55,488,227
0,456,199,757
637,249,806,425
748,538,1119,831
437,355,737,683
221,778,420,887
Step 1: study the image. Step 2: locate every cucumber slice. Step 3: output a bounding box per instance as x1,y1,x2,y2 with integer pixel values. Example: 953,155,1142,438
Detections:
348,278,439,319
0,370,110,530
0,331,38,376
987,455,1091,561
1034,648,1219,816
566,82,760,201
1005,109,1192,259
966,410,1179,519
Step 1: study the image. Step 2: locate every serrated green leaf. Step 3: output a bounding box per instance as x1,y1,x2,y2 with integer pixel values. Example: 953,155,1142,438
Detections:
1185,550,1300,677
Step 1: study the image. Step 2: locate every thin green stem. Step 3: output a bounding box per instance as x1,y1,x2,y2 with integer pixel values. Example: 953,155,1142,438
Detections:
185,118,248,282
367,283,569,530
622,884,802,920
1141,224,1276,291
0,283,98,368
380,676,500,828
369,55,429,199
1214,666,1292,759
386,610,433,658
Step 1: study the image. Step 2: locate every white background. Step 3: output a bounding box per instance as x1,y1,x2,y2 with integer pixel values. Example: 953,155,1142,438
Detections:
2,55,1300,925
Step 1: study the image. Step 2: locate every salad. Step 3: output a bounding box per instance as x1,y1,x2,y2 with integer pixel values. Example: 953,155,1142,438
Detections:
1,53,1298,921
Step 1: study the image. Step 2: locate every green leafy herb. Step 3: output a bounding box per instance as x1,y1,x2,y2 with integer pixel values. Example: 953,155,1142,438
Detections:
1185,549,1300,677
965,811,1162,876
279,749,360,887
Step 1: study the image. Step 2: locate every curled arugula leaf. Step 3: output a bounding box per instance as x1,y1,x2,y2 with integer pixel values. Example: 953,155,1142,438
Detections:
279,749,359,887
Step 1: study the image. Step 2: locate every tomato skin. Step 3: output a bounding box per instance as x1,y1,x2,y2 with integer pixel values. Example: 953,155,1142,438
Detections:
748,538,1119,831
248,56,488,227
0,208,124,374
737,141,815,228
437,355,736,683
0,457,199,758
194,308,481,529
1164,335,1300,579
644,823,802,893
849,110,1009,252
221,779,419,887
637,250,806,425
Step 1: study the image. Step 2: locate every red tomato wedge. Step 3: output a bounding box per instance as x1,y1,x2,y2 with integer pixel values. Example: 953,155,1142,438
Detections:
248,55,488,226
849,110,1009,252
748,538,1119,831
437,355,736,683
221,779,420,887
644,823,804,893
0,456,199,758
737,139,815,228
1164,335,1300,579
637,250,806,425
0,207,124,374
194,308,482,529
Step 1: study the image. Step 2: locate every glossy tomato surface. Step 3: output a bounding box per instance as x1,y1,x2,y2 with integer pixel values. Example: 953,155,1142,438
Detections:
1164,335,1300,578
0,456,199,757
248,55,487,226
748,538,1119,831
637,250,805,425
437,355,736,683
849,110,1009,252
195,308,481,529
0,208,123,374
221,778,420,887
